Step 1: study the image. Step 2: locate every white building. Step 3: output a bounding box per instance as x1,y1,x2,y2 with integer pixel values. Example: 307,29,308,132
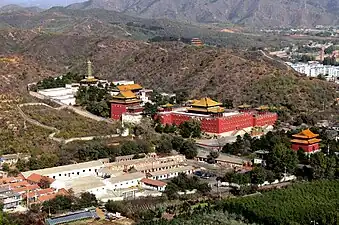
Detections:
148,166,195,181
52,176,108,198
37,84,79,105
21,160,105,181
112,80,135,86
287,62,339,82
0,153,30,166
106,172,145,191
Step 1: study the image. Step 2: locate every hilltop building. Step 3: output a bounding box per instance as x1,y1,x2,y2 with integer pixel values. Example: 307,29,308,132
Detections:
291,129,321,153
156,97,277,136
191,38,203,47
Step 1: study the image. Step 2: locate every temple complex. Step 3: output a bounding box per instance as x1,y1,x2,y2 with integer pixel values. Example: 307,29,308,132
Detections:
110,90,143,120
291,129,321,153
156,97,277,136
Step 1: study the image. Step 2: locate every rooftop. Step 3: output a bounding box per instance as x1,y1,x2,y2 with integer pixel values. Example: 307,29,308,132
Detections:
64,176,106,194
197,151,245,165
141,178,167,187
292,129,319,139
108,172,145,184
148,166,194,177
113,90,137,99
21,160,104,178
191,97,222,108
117,84,143,91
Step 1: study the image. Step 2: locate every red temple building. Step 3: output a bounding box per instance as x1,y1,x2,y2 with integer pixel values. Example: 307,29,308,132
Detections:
290,129,321,153
156,97,278,135
110,90,143,120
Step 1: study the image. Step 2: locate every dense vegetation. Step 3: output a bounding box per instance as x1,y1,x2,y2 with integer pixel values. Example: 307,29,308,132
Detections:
75,86,112,118
21,105,118,139
164,173,211,200
138,210,257,225
34,72,82,90
220,180,339,225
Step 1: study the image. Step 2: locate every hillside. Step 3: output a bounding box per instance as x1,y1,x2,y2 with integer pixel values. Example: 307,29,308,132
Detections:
8,33,335,114
0,7,273,48
67,0,339,27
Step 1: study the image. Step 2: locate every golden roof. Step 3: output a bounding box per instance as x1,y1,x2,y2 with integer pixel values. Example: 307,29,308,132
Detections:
113,90,137,99
291,138,321,144
191,97,222,108
238,104,252,109
117,84,143,91
189,106,225,113
256,105,270,110
292,129,319,139
162,103,174,108
81,77,98,83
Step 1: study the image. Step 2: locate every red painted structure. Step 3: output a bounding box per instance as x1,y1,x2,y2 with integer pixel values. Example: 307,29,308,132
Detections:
157,111,277,134
291,129,321,153
110,90,143,120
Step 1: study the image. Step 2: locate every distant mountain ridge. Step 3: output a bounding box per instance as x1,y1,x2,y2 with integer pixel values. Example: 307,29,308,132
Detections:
0,0,84,9
67,0,339,27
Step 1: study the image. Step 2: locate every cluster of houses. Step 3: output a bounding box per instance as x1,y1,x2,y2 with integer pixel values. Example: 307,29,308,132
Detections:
0,153,196,211
0,149,254,212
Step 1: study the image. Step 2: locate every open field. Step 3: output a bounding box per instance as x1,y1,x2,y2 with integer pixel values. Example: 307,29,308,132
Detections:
21,105,118,139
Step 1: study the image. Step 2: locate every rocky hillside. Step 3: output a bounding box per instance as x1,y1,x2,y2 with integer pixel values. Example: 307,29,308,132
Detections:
67,0,339,27
1,30,335,114
0,7,273,48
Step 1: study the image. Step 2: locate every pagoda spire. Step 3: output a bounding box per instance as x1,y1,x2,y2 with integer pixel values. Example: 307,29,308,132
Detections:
87,59,93,79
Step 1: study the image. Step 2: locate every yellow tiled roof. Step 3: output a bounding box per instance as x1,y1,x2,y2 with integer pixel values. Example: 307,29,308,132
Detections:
238,104,252,109
117,84,143,91
189,106,225,113
292,129,319,139
256,105,270,110
191,97,222,107
114,90,137,99
162,103,174,108
291,138,321,144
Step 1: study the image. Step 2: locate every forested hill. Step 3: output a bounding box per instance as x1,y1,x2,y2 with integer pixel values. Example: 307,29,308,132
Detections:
1,29,335,117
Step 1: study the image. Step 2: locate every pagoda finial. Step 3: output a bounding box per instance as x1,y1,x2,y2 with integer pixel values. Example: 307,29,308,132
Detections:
87,59,93,78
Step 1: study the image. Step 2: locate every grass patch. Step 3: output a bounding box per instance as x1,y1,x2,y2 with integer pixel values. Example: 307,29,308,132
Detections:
21,105,118,139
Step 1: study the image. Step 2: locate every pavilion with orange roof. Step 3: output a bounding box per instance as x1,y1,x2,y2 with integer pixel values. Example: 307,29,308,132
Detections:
291,129,321,153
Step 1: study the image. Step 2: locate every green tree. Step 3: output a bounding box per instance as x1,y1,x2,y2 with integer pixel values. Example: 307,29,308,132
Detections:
171,135,184,150
266,143,298,176
105,200,124,213
156,135,173,154
310,152,336,180
180,140,198,159
78,192,98,208
164,182,180,200
2,163,9,172
250,166,267,185
179,120,201,138
143,102,158,118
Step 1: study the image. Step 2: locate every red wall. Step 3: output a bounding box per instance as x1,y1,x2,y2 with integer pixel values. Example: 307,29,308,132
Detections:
157,112,277,134
111,104,127,120
254,113,278,126
292,143,320,153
